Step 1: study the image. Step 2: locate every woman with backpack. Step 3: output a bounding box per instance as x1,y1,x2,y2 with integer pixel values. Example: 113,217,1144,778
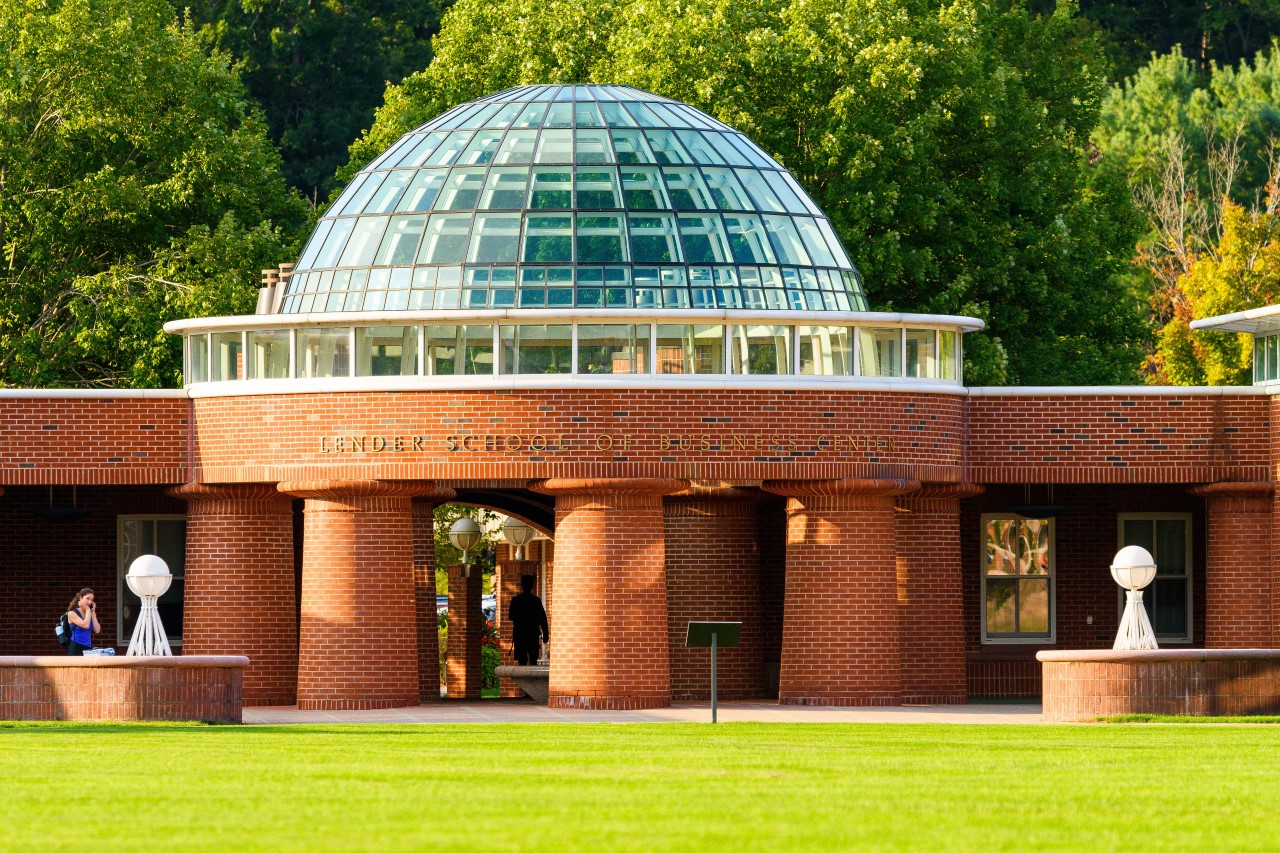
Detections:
66,589,99,655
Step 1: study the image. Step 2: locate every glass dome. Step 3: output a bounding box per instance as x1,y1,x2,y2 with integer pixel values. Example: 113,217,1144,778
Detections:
280,84,868,314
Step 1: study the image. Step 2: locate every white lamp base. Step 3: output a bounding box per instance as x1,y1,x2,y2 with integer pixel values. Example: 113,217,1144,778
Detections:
1114,589,1159,651
126,596,172,656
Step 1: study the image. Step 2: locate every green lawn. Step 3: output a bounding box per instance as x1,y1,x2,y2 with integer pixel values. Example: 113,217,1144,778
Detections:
3,722,1279,851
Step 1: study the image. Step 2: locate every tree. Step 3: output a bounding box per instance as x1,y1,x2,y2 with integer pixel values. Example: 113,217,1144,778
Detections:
343,0,1146,385
1093,44,1280,380
0,0,307,387
1155,200,1280,384
1038,1,1280,82
172,0,449,201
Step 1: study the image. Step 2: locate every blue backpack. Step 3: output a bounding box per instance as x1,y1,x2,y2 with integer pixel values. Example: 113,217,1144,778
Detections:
55,612,72,647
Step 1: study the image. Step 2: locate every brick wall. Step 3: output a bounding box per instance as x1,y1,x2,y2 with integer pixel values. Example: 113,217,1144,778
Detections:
283,480,426,710
172,484,297,706
1191,482,1275,647
0,656,246,721
664,490,765,700
0,395,187,484
962,484,1209,698
537,479,685,710
966,394,1269,483
1040,650,1280,721
0,485,184,656
190,390,964,484
765,479,917,705
445,561,484,698
896,485,979,703
412,500,445,702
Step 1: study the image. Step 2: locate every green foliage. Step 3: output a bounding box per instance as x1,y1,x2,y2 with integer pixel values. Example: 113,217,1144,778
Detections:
433,503,501,594
1155,202,1280,384
1066,0,1280,81
481,642,499,690
340,0,617,188
1094,45,1280,208
344,0,1146,385
1093,44,1280,381
0,0,306,387
172,0,449,200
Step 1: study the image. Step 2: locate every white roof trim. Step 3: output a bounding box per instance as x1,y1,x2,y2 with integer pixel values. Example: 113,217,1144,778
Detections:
164,309,985,334
966,385,1266,396
0,389,188,399
186,375,968,398
1190,305,1280,334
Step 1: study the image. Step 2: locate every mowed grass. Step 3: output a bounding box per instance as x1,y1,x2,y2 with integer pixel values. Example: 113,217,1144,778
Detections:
3,722,1280,851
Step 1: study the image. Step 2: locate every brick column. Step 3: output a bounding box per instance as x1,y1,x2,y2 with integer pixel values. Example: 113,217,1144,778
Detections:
896,483,984,704
444,562,484,698
664,486,765,700
1189,481,1276,648
278,479,448,710
168,483,297,706
496,558,541,696
762,478,920,706
412,494,455,703
531,477,688,710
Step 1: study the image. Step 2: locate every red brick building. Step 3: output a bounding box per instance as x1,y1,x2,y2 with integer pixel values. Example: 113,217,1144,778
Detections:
4,86,1273,710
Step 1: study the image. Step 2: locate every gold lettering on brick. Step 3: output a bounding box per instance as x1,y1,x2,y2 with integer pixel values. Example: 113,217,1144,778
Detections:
319,430,900,456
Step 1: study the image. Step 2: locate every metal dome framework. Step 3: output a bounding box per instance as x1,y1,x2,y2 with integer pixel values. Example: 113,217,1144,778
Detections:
167,85,983,391
282,85,866,315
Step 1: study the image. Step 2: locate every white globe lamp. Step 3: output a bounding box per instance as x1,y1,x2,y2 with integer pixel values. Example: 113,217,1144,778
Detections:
125,554,173,656
449,517,482,577
1111,545,1158,650
501,517,537,560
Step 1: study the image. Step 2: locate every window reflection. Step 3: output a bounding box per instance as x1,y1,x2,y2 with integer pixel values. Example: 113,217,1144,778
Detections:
656,324,725,374
578,324,649,374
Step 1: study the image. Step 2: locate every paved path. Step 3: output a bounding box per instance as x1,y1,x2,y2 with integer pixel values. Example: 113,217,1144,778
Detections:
244,700,1045,725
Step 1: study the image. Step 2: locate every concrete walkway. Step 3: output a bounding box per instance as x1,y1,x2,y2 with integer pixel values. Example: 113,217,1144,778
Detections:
244,700,1044,725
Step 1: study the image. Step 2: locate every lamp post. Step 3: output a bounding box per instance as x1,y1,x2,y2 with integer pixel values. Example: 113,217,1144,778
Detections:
1111,545,1158,651
126,554,173,656
500,516,536,560
449,517,482,577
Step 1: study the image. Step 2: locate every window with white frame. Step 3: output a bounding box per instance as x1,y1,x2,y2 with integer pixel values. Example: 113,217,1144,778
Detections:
981,515,1054,642
118,516,186,647
1117,513,1192,642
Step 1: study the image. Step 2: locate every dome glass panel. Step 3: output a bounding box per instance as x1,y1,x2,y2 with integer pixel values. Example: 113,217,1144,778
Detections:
281,85,868,314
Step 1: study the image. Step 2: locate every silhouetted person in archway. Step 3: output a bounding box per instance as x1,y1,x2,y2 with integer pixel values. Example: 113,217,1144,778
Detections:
509,574,549,665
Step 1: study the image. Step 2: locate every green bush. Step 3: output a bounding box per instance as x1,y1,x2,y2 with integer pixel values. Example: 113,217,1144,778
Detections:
481,644,500,690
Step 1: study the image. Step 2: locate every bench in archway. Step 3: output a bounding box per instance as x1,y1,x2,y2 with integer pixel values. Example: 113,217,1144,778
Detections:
495,665,549,704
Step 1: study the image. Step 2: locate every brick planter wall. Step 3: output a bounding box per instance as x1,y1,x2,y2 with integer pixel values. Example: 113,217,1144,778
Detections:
0,656,247,722
1038,649,1280,721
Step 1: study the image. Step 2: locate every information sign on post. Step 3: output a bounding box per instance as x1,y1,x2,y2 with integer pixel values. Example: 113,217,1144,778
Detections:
685,622,742,723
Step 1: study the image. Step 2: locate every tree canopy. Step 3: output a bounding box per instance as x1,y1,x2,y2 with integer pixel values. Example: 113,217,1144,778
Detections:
0,0,306,387
1155,201,1280,385
171,0,449,200
1093,43,1280,382
343,0,1146,385
1066,0,1280,81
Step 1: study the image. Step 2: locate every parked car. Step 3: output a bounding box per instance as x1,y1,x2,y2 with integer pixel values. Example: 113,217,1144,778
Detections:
435,593,497,620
